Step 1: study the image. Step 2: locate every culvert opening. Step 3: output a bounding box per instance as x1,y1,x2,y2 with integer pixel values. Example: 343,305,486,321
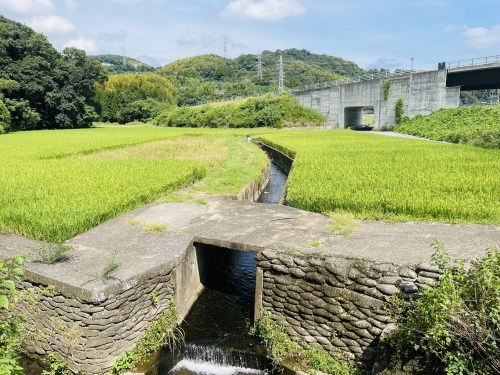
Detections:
163,244,272,375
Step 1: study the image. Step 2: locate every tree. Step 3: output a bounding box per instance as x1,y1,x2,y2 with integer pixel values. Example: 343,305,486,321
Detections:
94,73,176,123
0,16,107,130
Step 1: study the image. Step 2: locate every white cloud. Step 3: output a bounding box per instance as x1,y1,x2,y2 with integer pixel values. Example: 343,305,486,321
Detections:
177,28,222,47
108,0,162,4
463,25,500,49
176,28,246,51
221,0,306,21
63,37,98,54
30,15,76,34
0,0,54,14
64,0,78,11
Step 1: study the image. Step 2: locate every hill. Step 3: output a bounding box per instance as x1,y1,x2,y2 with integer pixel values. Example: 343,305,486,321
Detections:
90,54,155,73
158,49,366,105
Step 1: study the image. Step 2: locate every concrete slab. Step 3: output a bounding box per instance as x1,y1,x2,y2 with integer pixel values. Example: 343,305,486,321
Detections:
1,199,498,301
181,198,332,252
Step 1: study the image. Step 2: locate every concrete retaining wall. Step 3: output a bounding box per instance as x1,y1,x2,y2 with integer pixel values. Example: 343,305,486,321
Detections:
255,250,441,371
294,70,460,129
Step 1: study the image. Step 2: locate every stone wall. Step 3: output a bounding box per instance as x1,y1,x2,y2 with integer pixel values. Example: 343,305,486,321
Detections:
255,250,442,371
16,259,181,373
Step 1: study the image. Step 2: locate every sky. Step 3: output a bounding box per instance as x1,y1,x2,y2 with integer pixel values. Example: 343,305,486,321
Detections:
0,0,499,69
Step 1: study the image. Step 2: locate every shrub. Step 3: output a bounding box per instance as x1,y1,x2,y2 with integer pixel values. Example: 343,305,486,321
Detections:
0,99,11,133
389,242,500,374
256,309,359,374
395,98,404,124
155,93,325,128
395,105,500,149
0,256,25,375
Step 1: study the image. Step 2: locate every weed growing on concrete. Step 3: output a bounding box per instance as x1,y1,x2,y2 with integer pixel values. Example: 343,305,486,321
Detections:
100,251,120,281
149,291,159,306
384,80,391,101
310,241,321,247
255,309,359,374
112,302,184,374
328,211,359,236
30,244,73,264
395,98,404,124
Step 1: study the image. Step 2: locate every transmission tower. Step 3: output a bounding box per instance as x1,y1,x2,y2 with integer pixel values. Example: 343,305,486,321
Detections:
223,36,228,58
122,47,127,66
278,54,285,92
257,50,263,79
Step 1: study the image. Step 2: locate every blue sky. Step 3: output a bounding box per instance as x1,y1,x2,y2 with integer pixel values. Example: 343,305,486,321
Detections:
1,0,499,69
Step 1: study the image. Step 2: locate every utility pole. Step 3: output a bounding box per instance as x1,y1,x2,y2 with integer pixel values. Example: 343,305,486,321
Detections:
410,57,414,71
278,54,285,92
223,36,228,58
257,49,263,79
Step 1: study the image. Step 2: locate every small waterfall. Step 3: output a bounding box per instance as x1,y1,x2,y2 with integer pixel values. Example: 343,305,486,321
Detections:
168,344,269,374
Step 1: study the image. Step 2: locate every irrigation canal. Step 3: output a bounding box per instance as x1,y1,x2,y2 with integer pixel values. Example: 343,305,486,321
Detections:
158,162,288,374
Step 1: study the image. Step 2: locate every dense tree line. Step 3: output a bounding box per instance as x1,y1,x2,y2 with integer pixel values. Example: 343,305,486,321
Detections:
94,73,176,123
0,16,107,131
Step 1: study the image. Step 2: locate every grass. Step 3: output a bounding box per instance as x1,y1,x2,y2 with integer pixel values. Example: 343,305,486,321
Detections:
0,127,268,242
394,105,500,149
329,211,359,236
260,130,499,225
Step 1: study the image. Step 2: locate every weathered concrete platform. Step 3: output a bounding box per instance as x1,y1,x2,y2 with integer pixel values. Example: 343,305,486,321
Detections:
1,199,498,296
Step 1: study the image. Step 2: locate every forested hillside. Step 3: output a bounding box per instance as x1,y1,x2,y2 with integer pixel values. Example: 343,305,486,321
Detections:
158,49,371,105
90,54,155,74
0,16,107,131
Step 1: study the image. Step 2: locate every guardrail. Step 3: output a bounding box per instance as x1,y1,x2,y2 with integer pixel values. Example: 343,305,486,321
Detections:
447,55,500,69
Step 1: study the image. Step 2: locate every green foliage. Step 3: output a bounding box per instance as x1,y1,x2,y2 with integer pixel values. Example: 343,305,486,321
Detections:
0,98,10,133
389,243,500,375
100,251,120,281
113,302,184,373
0,16,107,131
30,244,73,264
155,93,325,128
158,49,364,105
41,355,71,375
395,105,500,149
260,130,499,224
0,255,25,375
395,98,404,124
255,310,358,374
95,73,176,123
384,80,391,101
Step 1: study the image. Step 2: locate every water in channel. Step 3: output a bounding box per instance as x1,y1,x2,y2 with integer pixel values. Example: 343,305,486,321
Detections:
156,246,271,375
159,162,289,375
257,162,288,204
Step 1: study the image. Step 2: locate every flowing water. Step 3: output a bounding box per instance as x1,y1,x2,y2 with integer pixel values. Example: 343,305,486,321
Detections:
258,162,288,204
161,162,289,374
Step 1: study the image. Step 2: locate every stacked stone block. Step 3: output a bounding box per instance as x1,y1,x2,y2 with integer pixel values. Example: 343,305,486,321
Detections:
17,272,174,374
256,250,441,370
